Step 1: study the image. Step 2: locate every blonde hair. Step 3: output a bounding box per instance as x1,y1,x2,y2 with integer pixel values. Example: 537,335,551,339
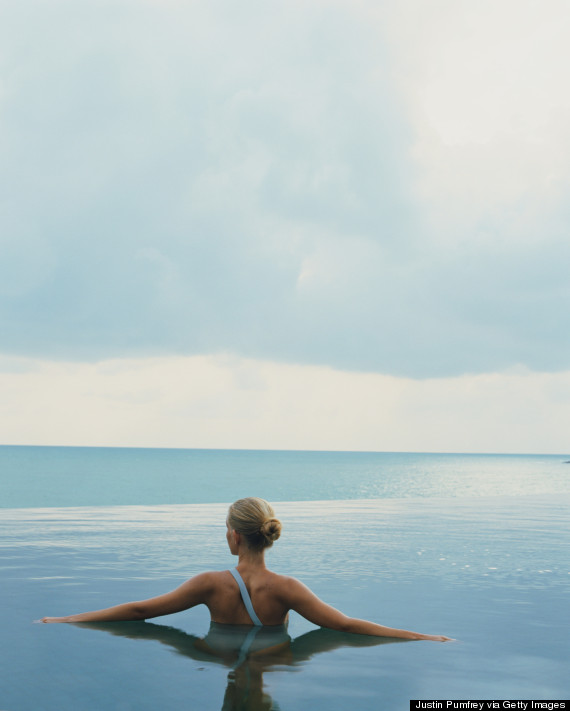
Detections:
227,497,282,551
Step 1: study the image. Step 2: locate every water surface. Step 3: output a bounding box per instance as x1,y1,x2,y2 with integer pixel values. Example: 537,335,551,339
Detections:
2,495,568,709
1,445,569,508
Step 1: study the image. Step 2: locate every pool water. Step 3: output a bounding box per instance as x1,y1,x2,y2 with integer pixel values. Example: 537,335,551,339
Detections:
2,496,568,709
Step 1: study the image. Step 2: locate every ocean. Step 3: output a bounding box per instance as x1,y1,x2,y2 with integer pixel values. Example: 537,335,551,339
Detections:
2,446,569,508
1,446,569,710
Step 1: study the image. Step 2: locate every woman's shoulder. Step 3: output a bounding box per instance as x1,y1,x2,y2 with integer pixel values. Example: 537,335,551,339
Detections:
185,570,232,589
266,570,298,584
264,571,308,597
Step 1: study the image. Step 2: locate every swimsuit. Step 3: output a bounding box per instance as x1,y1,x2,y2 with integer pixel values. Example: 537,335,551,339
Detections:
217,574,290,673
228,567,262,626
206,621,290,676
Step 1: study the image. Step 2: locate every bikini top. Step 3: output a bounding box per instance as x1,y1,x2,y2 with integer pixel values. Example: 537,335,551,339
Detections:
228,567,262,626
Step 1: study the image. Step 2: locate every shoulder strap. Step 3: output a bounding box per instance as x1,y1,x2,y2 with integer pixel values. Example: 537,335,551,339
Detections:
233,626,261,669
229,568,263,626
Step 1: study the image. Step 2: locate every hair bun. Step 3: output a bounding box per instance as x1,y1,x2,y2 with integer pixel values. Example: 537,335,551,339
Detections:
260,517,282,543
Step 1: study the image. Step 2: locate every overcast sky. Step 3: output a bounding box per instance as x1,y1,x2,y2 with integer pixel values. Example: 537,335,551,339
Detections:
1,0,569,452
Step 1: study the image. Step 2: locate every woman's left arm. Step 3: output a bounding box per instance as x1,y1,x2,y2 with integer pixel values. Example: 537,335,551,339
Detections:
41,572,213,623
283,577,453,642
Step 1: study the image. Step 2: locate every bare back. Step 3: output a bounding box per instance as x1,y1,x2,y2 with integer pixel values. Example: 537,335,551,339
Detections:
205,568,292,626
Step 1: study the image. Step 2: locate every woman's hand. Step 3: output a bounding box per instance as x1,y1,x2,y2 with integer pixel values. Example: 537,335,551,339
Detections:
40,617,69,623
419,634,455,642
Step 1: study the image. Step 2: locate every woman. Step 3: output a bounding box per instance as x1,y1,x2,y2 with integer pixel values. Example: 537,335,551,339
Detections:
41,497,452,642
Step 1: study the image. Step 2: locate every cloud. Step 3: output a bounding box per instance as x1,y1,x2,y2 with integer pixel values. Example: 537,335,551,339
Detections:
0,354,568,453
0,0,569,377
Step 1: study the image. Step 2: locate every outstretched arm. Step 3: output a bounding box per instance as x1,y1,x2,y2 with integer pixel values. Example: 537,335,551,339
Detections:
284,578,453,642
41,573,213,623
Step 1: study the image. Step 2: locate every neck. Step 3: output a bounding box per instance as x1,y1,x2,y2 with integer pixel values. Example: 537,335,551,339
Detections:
237,548,266,568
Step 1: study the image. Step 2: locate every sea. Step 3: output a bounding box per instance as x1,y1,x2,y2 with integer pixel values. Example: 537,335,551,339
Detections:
1,446,569,710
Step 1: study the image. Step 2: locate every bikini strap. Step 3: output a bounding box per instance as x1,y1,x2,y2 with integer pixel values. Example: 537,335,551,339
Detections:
229,567,263,626
233,626,261,669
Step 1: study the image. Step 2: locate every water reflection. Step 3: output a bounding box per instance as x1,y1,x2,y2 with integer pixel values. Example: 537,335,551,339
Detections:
76,621,404,710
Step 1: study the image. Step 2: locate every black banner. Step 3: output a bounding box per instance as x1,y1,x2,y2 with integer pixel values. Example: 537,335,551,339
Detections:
410,702,568,711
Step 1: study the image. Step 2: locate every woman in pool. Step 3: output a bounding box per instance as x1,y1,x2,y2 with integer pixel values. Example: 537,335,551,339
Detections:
42,497,451,641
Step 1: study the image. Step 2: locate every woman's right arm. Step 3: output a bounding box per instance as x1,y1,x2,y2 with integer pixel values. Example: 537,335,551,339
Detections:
283,578,453,642
41,572,214,623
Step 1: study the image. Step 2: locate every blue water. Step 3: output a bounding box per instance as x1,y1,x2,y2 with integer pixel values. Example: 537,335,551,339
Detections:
1,446,569,709
1,445,569,508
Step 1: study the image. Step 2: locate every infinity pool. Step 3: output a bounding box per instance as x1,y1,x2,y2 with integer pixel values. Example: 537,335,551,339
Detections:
1,496,568,709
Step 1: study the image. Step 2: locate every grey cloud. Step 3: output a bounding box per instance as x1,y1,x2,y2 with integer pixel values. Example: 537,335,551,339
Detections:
0,1,568,377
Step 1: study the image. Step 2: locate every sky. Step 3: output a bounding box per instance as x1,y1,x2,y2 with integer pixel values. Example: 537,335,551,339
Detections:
1,0,569,453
